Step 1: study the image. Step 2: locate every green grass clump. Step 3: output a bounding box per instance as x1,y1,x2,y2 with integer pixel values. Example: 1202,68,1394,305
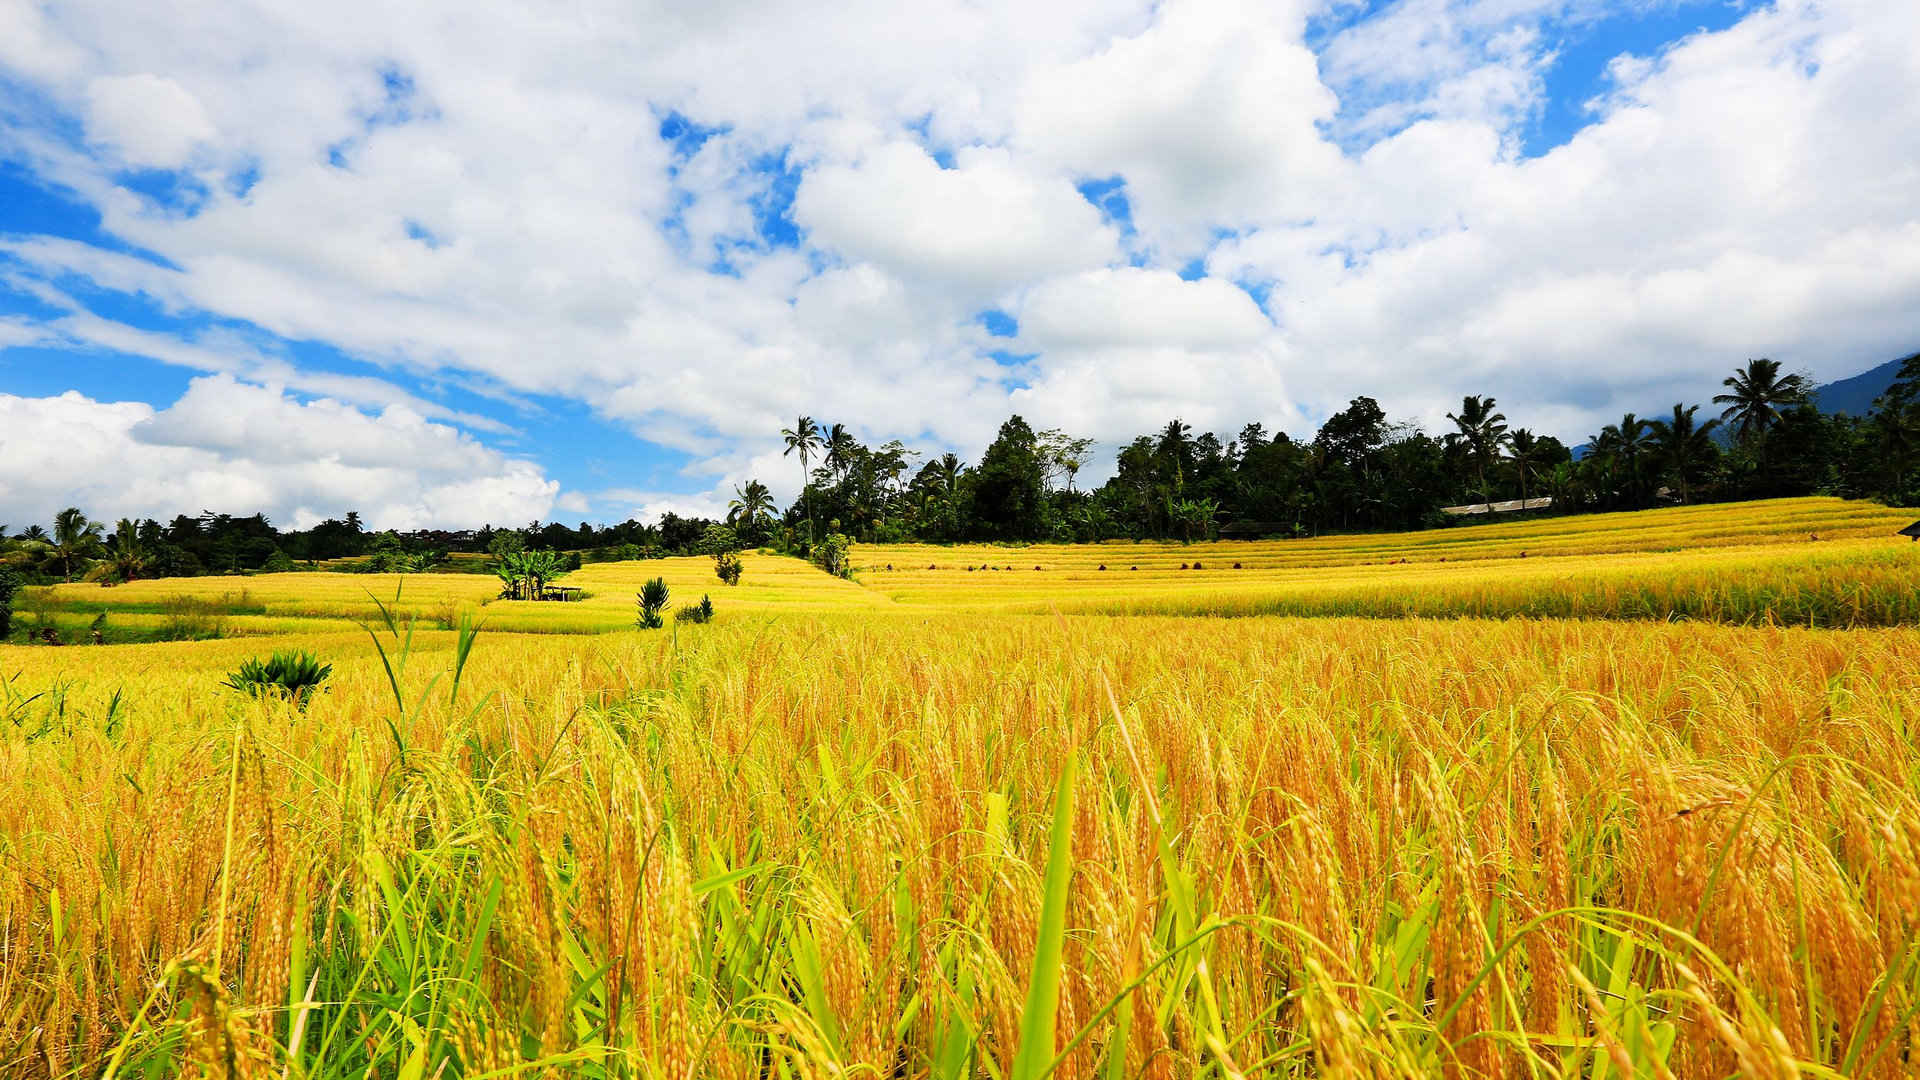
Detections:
221,650,333,707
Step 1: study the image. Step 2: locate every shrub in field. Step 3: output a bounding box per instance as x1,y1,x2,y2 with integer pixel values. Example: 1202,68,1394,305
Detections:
714,550,743,586
675,594,715,623
221,649,332,707
636,576,670,628
814,532,853,577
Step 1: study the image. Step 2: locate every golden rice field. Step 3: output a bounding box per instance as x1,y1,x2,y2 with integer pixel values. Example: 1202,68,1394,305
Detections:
4,496,1920,1079
855,498,1920,625
18,552,883,640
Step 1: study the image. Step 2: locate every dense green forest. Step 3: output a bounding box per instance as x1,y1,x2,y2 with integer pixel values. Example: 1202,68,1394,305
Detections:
5,355,1917,588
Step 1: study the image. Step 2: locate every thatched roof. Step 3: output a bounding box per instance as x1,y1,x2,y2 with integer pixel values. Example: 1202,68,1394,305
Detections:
1899,520,1920,539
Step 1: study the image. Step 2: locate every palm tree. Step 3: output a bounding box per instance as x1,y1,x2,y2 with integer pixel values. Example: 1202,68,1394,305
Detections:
1713,358,1809,475
924,453,963,536
823,423,857,481
1595,413,1653,505
107,518,148,581
781,416,822,544
1507,428,1544,505
52,507,103,583
1648,404,1720,504
727,480,776,539
1446,395,1509,509
934,452,961,494
1157,420,1192,494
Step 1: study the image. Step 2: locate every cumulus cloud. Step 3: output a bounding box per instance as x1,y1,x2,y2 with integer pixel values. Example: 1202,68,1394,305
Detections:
0,0,1915,522
1209,0,1920,430
596,489,731,525
84,73,217,168
1019,268,1270,350
1016,0,1346,250
0,379,557,530
795,143,1119,297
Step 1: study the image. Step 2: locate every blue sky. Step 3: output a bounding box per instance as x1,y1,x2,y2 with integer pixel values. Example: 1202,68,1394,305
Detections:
2,0,1915,529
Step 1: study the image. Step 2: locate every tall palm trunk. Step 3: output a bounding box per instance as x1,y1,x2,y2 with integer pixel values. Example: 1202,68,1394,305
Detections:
800,450,814,545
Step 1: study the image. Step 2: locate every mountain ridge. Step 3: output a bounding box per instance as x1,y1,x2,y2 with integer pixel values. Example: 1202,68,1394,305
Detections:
1811,354,1912,416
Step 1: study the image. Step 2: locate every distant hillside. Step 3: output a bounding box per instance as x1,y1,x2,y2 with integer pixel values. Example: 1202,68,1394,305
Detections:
1813,354,1914,416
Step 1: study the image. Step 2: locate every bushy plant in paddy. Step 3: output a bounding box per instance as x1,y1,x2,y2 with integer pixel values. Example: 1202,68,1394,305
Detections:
635,576,670,628
221,649,333,707
814,531,853,578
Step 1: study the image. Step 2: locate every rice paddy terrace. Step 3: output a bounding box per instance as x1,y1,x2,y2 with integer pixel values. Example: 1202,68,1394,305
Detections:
18,497,1920,638
3,495,1918,1078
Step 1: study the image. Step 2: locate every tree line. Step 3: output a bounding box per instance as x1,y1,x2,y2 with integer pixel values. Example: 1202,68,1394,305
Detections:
0,506,731,586
751,355,1920,544
5,355,1917,588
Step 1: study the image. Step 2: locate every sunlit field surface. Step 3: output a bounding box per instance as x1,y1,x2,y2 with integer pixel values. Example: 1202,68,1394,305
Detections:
861,538,1920,625
4,497,1920,1078
859,497,1920,625
24,499,1919,638
863,495,1915,570
24,554,887,639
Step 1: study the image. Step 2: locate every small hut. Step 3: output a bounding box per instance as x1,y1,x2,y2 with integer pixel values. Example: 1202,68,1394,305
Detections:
1900,520,1920,542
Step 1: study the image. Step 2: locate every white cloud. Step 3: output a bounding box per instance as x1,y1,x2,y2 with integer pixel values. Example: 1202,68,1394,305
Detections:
1016,0,1346,250
795,143,1119,296
596,489,730,525
84,73,217,168
0,4,86,85
0,316,45,349
0,285,515,433
0,0,1914,519
0,379,557,530
1019,267,1270,350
